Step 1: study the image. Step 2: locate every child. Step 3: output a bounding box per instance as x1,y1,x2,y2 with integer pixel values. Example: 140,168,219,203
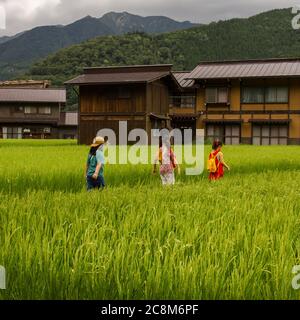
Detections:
86,136,106,191
153,136,180,185
208,140,230,181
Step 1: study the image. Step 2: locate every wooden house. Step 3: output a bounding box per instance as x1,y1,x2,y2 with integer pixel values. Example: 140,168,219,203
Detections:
0,87,77,139
65,65,182,144
66,58,300,145
187,58,300,145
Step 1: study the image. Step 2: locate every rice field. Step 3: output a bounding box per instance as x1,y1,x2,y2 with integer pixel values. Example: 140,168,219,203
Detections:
0,139,300,300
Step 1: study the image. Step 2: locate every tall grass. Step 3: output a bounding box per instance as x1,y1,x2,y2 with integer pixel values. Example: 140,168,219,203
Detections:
0,140,300,299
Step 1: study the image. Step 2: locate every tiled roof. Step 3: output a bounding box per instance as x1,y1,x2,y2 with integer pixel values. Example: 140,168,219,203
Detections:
65,65,173,85
0,88,66,103
172,72,195,88
188,58,300,80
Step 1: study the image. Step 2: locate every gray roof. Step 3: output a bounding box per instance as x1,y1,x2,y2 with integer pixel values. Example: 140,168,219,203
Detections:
65,64,173,85
172,72,195,88
65,72,171,85
0,88,66,103
187,58,300,80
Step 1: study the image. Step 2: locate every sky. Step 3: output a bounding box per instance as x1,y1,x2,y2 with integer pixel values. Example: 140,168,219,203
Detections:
0,0,299,36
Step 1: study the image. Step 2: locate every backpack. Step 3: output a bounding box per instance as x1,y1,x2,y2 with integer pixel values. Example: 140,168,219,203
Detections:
207,152,219,173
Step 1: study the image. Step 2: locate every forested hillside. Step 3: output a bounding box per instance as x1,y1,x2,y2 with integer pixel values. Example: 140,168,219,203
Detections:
0,12,197,80
31,9,300,81
27,8,300,107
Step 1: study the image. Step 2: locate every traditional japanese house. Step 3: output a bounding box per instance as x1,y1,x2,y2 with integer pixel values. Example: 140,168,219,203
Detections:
66,58,300,145
65,64,182,144
188,58,300,145
0,87,71,139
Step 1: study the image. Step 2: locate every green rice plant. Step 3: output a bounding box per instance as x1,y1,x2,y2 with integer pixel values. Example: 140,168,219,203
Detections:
0,140,300,299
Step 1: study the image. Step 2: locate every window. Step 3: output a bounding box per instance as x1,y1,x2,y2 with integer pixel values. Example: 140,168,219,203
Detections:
205,87,228,104
218,88,229,103
242,86,289,104
253,125,288,145
225,125,240,145
170,96,181,108
242,87,264,103
43,127,51,134
181,96,196,108
6,127,22,139
38,107,51,114
206,124,224,142
14,106,24,113
206,124,240,145
265,87,288,103
170,96,196,108
24,106,37,114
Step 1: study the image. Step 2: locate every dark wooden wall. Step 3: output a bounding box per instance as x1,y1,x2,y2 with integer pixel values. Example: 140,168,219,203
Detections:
0,102,61,119
80,84,146,114
79,84,149,144
79,80,171,145
146,79,169,114
80,118,147,145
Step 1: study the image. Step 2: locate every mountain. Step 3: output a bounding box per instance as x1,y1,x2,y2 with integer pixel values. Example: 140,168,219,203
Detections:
30,8,300,77
0,12,198,80
100,11,198,34
0,19,109,64
0,36,12,44
28,8,300,107
0,31,25,44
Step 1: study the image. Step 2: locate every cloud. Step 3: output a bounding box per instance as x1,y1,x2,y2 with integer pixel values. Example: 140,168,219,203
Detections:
0,0,299,36
3,0,60,23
